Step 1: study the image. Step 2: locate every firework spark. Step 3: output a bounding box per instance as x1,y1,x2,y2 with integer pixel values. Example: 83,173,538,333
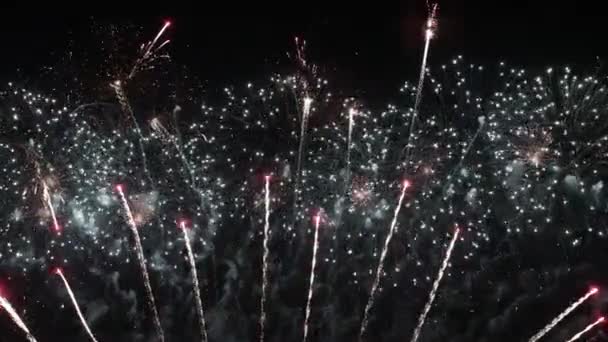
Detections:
565,316,605,342
0,296,38,342
528,287,599,342
303,214,322,342
179,221,208,342
54,268,99,342
409,227,460,342
359,180,410,340
403,2,438,166
259,175,272,342
116,184,165,342
294,96,314,213
42,180,61,234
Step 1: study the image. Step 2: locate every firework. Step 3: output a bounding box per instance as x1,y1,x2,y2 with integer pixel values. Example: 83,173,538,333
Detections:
259,175,272,342
403,2,438,166
303,214,322,342
359,180,410,340
42,180,61,234
294,96,314,211
565,316,605,342
129,21,172,79
54,268,99,342
179,221,208,342
528,287,599,342
0,296,38,342
409,227,460,342
116,184,165,342
345,107,356,187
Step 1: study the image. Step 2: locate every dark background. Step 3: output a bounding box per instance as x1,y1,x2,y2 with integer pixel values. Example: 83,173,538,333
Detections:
1,1,607,100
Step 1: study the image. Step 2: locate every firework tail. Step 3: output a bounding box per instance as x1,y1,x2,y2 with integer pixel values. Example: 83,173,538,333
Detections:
0,296,38,342
116,185,165,342
293,97,313,221
303,214,322,342
403,3,438,166
565,316,605,342
359,180,410,340
180,221,209,342
409,227,460,342
259,175,271,342
55,269,99,342
42,180,61,234
528,287,599,342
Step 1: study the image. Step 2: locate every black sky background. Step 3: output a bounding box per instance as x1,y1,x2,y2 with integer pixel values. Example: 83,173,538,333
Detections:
1,1,607,101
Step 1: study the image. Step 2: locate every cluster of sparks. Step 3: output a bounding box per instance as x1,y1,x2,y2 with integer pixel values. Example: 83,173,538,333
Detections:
0,6,607,342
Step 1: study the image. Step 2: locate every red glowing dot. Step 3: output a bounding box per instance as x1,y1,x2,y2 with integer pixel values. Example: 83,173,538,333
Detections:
402,180,411,189
599,316,606,323
165,20,172,27
590,286,599,295
178,220,188,229
115,184,124,192
52,267,63,275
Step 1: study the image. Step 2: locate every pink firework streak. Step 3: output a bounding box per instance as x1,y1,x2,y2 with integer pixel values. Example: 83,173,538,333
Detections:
565,316,605,342
528,287,599,342
116,184,165,342
0,296,38,342
259,175,272,342
179,221,209,342
303,214,322,342
359,180,410,340
409,227,460,342
55,269,99,342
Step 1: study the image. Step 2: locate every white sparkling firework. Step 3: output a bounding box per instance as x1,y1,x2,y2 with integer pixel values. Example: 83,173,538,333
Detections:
409,227,460,342
259,175,271,342
303,214,322,342
116,185,165,342
404,3,438,166
180,221,208,342
294,96,314,211
565,316,605,342
0,296,38,342
359,180,410,339
42,180,61,234
345,107,356,186
55,269,99,342
528,287,599,342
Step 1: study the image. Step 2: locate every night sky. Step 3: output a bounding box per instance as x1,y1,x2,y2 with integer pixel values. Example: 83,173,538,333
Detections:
2,1,608,342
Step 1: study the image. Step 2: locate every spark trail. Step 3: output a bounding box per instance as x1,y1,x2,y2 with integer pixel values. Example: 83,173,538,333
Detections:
180,221,208,342
303,214,322,342
359,180,410,340
409,227,460,342
528,287,599,342
116,185,165,342
294,97,313,215
259,175,271,342
42,180,60,234
0,296,38,342
54,269,99,342
345,107,356,187
404,3,438,166
565,316,605,342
